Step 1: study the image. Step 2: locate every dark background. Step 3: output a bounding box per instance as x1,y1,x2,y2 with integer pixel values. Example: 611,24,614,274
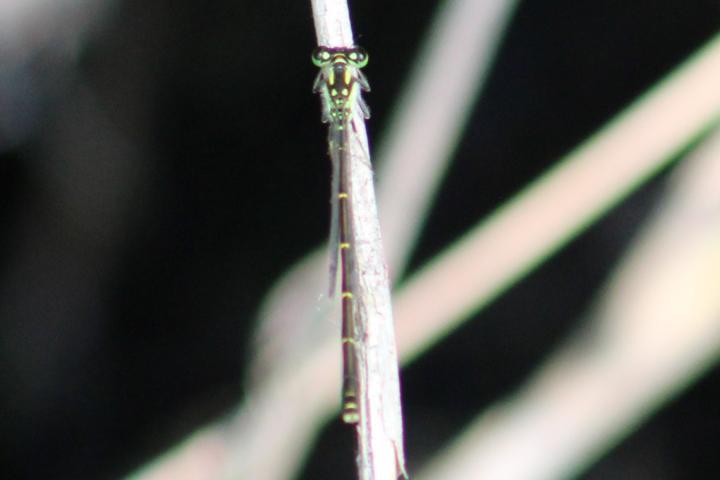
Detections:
1,1,720,479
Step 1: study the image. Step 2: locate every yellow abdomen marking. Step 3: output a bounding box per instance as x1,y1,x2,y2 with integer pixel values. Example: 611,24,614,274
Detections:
341,291,353,299
340,242,350,250
342,407,360,425
338,192,349,199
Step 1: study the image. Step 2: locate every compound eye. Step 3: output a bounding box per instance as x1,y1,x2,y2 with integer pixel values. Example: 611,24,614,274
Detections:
347,47,368,68
312,47,332,66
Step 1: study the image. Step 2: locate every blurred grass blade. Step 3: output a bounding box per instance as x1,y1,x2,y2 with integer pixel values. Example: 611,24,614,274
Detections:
417,125,720,480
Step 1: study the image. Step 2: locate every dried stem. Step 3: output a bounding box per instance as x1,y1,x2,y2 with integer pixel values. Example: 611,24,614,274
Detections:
310,1,408,479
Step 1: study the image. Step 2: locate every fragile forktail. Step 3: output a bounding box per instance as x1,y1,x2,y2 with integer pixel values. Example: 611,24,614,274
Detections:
312,45,370,424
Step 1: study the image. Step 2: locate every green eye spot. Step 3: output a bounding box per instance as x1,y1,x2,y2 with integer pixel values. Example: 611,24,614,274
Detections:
312,47,332,66
347,47,368,68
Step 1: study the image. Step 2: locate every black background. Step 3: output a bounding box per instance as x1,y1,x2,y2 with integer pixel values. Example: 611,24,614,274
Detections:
2,1,720,479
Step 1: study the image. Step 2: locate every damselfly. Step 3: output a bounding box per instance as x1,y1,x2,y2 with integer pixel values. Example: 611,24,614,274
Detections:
312,45,370,424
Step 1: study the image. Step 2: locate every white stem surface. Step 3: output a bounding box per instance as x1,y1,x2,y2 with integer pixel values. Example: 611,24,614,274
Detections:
311,1,408,479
